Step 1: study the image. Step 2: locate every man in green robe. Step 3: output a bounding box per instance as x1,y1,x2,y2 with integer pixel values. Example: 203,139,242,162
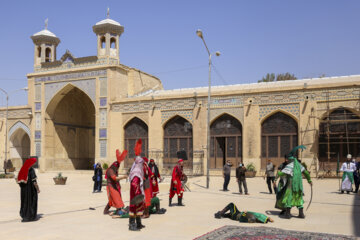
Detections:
214,202,274,223
275,145,312,219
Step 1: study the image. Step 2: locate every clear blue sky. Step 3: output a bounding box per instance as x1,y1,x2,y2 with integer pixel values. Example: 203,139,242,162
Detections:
1,0,360,106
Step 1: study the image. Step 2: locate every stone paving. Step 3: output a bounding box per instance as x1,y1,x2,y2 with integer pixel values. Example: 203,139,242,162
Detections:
0,171,359,240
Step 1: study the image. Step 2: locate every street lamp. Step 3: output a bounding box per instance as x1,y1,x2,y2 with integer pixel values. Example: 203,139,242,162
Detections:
0,87,28,171
196,29,220,189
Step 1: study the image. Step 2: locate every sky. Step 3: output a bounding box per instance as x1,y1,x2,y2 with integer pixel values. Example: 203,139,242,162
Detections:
0,0,360,106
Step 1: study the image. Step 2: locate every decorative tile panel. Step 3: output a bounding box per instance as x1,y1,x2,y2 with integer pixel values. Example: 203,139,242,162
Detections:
0,108,32,118
35,102,41,111
100,97,107,107
161,110,193,124
99,128,107,138
259,104,299,121
44,79,96,107
100,140,107,158
100,109,107,128
35,84,41,101
210,107,244,124
35,142,41,157
35,113,41,130
35,70,106,82
99,77,107,97
35,131,41,140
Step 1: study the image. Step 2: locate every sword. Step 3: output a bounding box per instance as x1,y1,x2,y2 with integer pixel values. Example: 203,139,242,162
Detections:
306,183,313,211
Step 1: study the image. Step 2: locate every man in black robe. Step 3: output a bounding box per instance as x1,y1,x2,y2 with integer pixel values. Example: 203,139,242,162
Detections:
17,158,40,222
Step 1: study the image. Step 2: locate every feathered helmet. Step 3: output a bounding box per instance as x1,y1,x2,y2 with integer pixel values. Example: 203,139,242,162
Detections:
134,139,142,157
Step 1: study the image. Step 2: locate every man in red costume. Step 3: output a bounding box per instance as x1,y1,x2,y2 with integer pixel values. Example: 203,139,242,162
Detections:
169,159,185,207
103,150,128,215
129,139,145,231
149,159,162,197
142,157,153,218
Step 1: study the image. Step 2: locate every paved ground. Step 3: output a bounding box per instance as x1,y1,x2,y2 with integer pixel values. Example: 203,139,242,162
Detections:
0,171,359,240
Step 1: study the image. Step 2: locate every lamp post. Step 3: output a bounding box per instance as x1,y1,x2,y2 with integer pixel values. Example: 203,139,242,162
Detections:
0,87,28,168
196,29,220,189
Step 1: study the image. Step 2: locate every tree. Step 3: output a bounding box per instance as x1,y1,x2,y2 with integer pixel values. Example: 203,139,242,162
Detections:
258,72,297,83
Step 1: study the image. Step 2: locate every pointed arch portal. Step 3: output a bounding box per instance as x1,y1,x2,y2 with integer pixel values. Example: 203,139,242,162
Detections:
261,112,298,169
319,108,360,170
45,86,95,170
210,114,242,169
124,117,149,168
163,116,193,169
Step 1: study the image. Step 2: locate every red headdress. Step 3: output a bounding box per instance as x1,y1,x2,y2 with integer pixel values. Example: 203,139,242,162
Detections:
116,149,128,164
178,159,184,163
17,158,37,184
143,157,149,163
134,139,142,156
150,159,155,163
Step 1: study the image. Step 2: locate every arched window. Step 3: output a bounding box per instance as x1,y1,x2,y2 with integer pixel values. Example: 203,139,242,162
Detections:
37,46,41,58
210,114,242,168
261,112,298,169
100,36,106,49
110,37,116,49
164,116,193,169
45,48,51,62
124,118,148,168
319,108,360,169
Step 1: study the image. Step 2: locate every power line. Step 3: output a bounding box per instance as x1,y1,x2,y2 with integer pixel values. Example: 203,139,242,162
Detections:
153,65,207,75
211,64,228,85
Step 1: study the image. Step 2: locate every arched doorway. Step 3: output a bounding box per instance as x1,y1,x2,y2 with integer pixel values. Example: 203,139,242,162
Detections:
261,112,298,169
45,85,95,170
163,116,193,169
319,107,360,170
124,117,148,168
210,114,242,169
9,128,30,168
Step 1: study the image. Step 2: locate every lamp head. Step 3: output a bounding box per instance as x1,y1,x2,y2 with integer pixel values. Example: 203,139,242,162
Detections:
196,29,203,38
22,87,29,91
215,51,221,57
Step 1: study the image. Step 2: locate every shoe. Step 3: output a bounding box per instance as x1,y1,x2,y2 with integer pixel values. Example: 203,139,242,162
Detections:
279,210,286,215
136,216,145,229
298,208,305,219
239,192,243,195
178,197,185,206
347,191,350,194
214,211,222,219
245,193,249,195
129,218,139,231
341,191,344,194
103,204,110,215
284,208,291,219
169,198,172,207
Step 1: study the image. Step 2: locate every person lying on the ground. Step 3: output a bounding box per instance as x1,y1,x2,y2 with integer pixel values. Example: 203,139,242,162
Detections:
111,197,166,218
214,202,274,223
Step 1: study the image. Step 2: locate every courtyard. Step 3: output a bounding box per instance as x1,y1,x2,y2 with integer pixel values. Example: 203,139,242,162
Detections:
0,172,359,239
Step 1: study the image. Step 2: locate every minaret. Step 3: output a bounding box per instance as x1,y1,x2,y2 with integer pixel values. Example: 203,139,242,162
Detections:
30,19,60,68
93,9,124,62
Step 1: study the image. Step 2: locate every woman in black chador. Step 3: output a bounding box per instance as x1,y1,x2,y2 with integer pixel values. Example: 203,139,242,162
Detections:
17,158,40,222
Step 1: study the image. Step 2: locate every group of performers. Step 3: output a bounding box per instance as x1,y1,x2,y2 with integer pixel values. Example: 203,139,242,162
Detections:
17,142,359,227
102,139,185,231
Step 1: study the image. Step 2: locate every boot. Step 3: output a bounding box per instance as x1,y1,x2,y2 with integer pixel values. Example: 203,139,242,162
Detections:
214,206,228,219
169,198,172,207
142,207,149,218
279,210,286,215
178,197,185,206
129,217,139,231
103,203,110,215
284,208,291,219
298,208,305,219
136,216,145,229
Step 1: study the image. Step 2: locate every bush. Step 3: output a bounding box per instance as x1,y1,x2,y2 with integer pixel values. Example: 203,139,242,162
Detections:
0,174,6,178
55,172,64,178
246,163,256,172
102,163,109,170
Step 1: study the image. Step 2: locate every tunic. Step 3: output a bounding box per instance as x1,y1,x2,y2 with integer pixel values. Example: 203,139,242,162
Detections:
340,162,356,191
275,160,311,209
19,168,38,221
169,165,184,199
106,168,124,209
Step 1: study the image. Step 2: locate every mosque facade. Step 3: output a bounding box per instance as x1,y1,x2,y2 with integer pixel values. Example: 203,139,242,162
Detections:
1,16,359,176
